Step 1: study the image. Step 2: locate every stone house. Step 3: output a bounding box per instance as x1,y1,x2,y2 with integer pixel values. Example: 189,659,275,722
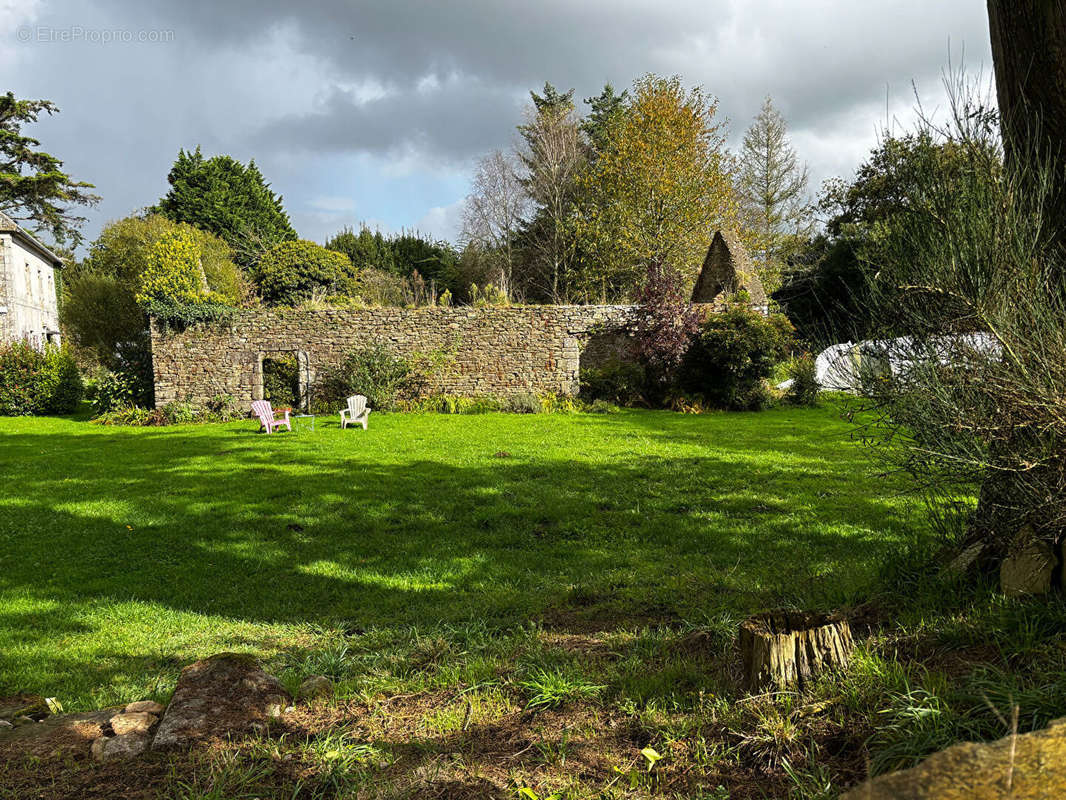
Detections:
0,210,64,348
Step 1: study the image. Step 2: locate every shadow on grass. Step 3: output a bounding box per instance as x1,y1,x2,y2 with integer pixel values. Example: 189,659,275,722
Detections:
0,411,924,698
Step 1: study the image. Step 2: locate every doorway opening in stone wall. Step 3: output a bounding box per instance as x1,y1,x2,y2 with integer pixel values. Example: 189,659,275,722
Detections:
258,351,310,411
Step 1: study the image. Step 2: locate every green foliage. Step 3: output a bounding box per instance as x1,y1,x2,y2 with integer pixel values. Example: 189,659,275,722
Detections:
60,272,144,368
579,359,646,406
850,77,1066,549
80,214,242,302
155,146,296,266
503,392,542,414
135,229,208,305
468,282,509,306
140,298,237,330
0,342,83,415
92,393,245,427
326,225,395,273
388,230,460,290
574,74,740,300
776,130,1000,346
91,369,147,414
313,343,420,412
64,215,242,367
262,355,300,409
325,225,460,303
581,83,629,155
254,239,358,305
0,92,100,247
587,398,621,414
785,355,819,406
682,308,793,410
774,235,873,346
736,96,812,291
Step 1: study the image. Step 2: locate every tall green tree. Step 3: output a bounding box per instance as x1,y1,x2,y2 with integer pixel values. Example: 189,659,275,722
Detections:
581,83,628,156
516,84,585,302
326,225,395,273
574,75,739,300
155,147,296,266
773,131,1001,345
529,82,575,117
736,97,812,289
0,92,100,246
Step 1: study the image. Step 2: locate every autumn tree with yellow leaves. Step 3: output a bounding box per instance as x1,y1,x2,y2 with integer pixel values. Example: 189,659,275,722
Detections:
573,75,741,301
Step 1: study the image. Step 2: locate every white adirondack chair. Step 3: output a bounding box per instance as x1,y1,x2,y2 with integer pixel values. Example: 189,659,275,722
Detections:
340,394,370,430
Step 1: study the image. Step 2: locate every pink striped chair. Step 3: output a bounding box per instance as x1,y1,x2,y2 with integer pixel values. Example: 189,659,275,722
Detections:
251,400,291,433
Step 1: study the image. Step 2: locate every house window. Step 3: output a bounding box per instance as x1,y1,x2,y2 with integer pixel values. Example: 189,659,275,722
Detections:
38,269,44,298
24,263,31,298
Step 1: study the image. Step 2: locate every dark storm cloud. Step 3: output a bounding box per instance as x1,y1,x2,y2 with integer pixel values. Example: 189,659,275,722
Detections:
97,0,990,163
3,0,993,244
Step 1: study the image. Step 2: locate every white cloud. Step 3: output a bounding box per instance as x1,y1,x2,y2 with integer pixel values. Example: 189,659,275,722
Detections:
415,198,464,242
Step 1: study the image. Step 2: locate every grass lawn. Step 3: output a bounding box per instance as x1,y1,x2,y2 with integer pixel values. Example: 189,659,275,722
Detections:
0,405,917,709
4,405,1061,798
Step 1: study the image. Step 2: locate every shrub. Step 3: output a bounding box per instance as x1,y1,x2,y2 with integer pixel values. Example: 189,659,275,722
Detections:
468,282,509,307
502,392,542,414
160,401,196,425
204,393,242,422
587,398,620,414
93,406,167,426
579,359,646,406
254,240,357,305
0,342,83,416
785,355,820,406
632,264,701,393
140,298,237,330
681,307,793,410
91,348,154,414
135,230,209,306
539,393,581,414
91,371,138,414
313,343,416,412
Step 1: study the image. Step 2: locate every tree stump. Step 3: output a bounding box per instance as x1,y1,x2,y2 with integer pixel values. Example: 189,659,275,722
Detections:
740,610,854,691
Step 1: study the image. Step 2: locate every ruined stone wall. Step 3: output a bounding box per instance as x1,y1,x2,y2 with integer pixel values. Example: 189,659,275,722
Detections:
150,305,659,408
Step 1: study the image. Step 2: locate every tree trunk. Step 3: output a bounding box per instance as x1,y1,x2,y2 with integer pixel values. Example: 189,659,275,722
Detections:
987,0,1066,245
740,611,854,691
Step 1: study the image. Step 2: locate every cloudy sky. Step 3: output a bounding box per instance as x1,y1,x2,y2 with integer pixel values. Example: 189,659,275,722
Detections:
2,1,993,250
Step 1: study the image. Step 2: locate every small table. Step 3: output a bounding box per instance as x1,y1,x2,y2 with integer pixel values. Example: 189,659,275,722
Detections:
292,413,315,432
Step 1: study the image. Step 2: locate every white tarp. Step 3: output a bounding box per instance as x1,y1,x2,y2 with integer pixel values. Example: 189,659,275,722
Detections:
811,333,1000,393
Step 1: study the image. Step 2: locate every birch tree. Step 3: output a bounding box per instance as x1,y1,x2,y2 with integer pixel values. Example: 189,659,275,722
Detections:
460,150,529,299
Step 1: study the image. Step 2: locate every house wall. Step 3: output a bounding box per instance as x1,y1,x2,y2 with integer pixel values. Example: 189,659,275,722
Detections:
150,305,680,408
0,235,9,342
0,233,61,347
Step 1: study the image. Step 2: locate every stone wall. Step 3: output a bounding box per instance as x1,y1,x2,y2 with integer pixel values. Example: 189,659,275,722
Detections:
150,305,661,408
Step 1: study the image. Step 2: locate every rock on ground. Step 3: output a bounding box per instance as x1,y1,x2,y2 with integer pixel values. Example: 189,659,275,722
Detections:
152,653,291,751
842,717,1066,799
1000,536,1056,596
124,700,165,715
296,675,333,701
109,711,157,736
90,731,149,762
0,710,117,760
